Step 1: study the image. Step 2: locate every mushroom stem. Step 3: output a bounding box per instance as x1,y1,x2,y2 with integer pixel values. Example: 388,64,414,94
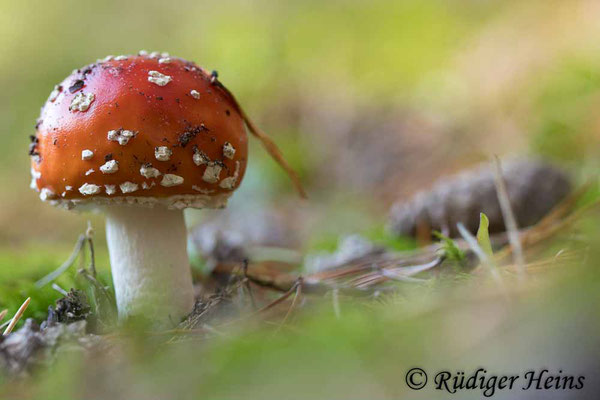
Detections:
104,205,195,325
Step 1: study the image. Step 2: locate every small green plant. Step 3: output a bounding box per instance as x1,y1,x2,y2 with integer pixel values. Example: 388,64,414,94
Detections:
476,213,493,257
433,231,466,264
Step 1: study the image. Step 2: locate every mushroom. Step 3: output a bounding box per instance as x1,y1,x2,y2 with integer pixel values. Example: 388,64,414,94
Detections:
30,53,250,325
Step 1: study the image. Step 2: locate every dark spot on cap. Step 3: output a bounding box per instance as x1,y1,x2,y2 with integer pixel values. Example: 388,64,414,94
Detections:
178,131,196,148
177,124,209,148
105,153,113,161
28,135,39,155
69,80,85,93
28,144,39,156
225,109,231,116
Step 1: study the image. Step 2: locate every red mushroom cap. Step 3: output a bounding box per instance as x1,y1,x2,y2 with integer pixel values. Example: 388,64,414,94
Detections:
30,52,248,209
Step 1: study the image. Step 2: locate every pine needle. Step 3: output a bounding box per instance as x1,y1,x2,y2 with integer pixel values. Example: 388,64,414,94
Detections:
241,112,307,199
493,156,526,280
3,297,31,336
273,281,302,335
35,234,85,288
212,79,307,198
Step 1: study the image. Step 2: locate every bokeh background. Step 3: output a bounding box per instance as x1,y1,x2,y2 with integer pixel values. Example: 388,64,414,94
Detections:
1,0,600,398
4,0,600,250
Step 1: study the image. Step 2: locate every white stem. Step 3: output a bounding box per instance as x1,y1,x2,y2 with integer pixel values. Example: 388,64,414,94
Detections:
105,205,195,326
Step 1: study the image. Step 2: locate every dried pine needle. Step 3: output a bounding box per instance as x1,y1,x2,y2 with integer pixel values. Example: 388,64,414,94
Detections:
212,79,307,198
493,156,525,279
3,297,31,336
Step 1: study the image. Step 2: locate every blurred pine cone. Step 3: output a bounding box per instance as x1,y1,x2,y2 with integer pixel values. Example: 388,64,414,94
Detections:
388,158,572,239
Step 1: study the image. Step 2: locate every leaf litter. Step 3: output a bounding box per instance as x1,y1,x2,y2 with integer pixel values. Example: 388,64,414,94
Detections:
0,157,596,377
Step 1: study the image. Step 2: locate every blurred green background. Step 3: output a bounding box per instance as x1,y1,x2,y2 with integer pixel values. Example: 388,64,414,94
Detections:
1,0,600,398
3,0,600,247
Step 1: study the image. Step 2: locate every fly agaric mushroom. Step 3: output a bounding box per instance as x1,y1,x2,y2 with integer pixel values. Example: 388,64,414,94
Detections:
30,52,304,325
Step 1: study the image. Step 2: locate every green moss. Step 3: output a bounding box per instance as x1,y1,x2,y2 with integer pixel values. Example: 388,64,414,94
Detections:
0,243,111,325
